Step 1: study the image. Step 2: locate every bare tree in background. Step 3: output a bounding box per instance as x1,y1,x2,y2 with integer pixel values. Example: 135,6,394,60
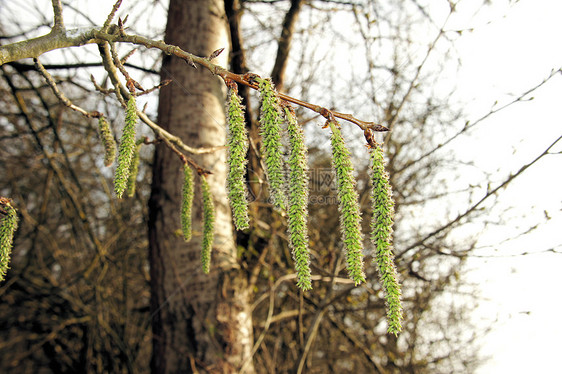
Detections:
148,0,254,372
1,0,560,373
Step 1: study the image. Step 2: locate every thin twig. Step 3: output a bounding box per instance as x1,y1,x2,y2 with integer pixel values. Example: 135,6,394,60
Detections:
51,0,64,29
96,41,225,155
397,133,562,260
90,30,387,132
137,79,171,96
102,0,123,32
34,58,100,118
296,308,326,374
295,257,342,374
251,274,354,312
239,280,275,374
109,42,143,92
159,136,212,176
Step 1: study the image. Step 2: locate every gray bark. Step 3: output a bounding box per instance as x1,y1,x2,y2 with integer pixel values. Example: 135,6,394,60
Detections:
148,0,254,372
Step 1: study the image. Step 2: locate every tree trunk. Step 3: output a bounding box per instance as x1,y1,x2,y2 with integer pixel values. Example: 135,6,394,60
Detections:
148,0,254,372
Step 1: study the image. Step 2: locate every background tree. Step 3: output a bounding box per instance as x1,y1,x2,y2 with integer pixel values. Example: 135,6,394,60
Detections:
1,0,560,373
148,0,254,371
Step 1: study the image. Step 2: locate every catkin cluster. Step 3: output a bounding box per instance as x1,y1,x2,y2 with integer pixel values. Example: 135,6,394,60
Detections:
285,106,312,290
328,121,366,286
88,75,402,333
114,96,139,198
98,116,117,167
0,198,18,282
256,78,288,212
370,145,403,335
226,86,250,230
254,79,313,289
200,175,215,274
100,95,219,276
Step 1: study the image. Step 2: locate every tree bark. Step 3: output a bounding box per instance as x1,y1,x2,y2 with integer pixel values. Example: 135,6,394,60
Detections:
148,0,254,373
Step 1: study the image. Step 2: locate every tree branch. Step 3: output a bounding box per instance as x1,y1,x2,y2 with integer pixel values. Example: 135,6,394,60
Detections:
34,58,99,118
1,26,386,132
396,133,562,260
271,0,303,91
51,0,65,30
0,27,97,65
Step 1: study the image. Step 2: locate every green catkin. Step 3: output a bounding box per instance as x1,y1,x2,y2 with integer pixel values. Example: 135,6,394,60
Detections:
226,85,250,230
0,199,18,282
256,77,287,211
200,175,215,274
328,121,366,285
126,138,144,197
114,96,138,198
285,106,312,290
98,116,117,167
181,163,194,242
370,145,403,335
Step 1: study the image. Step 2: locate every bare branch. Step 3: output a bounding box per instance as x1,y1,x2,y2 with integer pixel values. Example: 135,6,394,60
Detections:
102,0,124,32
271,0,303,91
396,133,562,260
0,28,96,65
51,0,65,29
396,67,562,174
34,58,100,118
1,25,384,133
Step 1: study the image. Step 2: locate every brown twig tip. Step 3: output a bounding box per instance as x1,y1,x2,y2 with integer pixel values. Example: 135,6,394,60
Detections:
143,137,158,145
363,128,379,149
280,100,295,114
0,197,14,214
196,167,213,177
118,16,129,36
224,78,238,91
242,73,260,87
126,79,136,94
184,56,198,69
207,47,225,61
368,123,389,132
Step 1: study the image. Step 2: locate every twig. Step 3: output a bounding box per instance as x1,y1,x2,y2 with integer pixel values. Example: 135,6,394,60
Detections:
239,280,275,373
96,41,226,155
137,79,171,96
109,42,143,92
296,308,325,374
295,257,342,374
90,31,387,132
51,0,64,30
34,58,101,118
396,133,562,260
159,136,212,176
251,274,354,312
102,0,123,32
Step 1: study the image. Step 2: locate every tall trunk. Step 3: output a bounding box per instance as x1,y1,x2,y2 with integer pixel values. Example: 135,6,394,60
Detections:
148,0,254,372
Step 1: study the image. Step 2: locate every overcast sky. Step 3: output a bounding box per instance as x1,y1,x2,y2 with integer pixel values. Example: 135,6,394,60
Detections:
453,1,562,372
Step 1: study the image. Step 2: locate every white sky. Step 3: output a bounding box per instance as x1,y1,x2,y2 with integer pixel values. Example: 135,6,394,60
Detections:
453,0,562,372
